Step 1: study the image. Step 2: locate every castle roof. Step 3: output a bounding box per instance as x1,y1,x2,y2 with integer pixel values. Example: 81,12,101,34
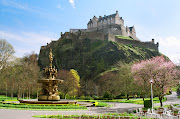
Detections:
97,13,116,22
87,11,123,24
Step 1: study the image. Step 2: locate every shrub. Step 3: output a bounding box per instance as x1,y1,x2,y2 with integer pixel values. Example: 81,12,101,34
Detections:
144,100,152,108
85,96,92,100
103,91,110,100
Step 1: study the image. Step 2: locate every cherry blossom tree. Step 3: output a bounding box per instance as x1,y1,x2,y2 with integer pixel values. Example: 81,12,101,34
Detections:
132,56,177,107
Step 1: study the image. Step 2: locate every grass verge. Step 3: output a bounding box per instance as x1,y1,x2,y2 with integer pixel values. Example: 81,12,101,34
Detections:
77,97,167,105
33,112,149,119
0,102,87,110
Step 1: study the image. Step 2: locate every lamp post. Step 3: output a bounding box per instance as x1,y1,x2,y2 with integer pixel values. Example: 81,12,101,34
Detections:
150,79,153,109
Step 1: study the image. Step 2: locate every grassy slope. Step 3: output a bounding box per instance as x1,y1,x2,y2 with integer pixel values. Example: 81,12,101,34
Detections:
38,39,161,80
115,35,134,40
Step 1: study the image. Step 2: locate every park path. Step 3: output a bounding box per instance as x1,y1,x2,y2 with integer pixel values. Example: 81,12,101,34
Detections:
0,103,143,119
0,92,179,119
154,91,180,107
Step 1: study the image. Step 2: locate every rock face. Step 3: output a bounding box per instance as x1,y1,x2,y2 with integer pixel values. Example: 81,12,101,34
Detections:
38,37,161,80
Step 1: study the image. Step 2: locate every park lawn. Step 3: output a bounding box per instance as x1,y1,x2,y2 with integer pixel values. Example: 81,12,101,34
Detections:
33,113,149,119
0,95,18,101
0,106,87,111
0,102,87,110
77,97,167,105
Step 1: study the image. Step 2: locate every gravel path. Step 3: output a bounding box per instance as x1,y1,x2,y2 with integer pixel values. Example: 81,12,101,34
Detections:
0,92,179,119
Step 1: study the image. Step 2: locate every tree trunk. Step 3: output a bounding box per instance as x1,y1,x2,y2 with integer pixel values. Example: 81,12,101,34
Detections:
127,94,129,100
11,88,13,100
11,92,13,100
6,82,7,100
23,91,24,99
37,90,38,99
159,96,163,107
29,88,30,99
65,93,66,100
85,82,87,96
27,90,28,99
17,89,19,100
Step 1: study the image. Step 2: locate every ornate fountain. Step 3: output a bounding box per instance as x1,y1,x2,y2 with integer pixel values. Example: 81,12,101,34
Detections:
19,48,77,104
38,48,63,101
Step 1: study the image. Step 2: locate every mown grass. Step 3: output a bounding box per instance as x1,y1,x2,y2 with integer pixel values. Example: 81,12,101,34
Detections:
0,102,87,110
115,35,134,40
33,112,150,119
0,95,18,101
92,102,110,107
77,97,167,105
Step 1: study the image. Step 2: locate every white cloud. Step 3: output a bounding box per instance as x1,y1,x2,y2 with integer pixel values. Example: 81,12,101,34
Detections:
158,36,180,64
0,0,48,14
0,31,53,45
0,30,58,57
69,0,75,8
136,25,180,64
56,4,61,9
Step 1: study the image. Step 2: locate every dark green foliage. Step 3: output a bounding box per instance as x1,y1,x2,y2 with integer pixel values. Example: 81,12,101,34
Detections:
144,100,152,108
38,38,161,81
103,91,111,100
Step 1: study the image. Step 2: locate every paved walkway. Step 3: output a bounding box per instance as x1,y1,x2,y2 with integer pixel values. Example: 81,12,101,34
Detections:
154,91,180,107
0,92,179,119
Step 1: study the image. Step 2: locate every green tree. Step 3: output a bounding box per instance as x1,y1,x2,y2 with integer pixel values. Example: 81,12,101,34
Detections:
57,69,80,99
98,72,119,99
0,39,15,69
117,62,134,100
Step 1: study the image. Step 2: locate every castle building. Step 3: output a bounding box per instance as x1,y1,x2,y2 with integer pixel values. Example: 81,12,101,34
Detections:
70,11,138,40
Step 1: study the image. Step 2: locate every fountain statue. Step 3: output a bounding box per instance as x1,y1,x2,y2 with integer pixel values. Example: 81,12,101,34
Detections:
19,48,76,104
38,48,63,101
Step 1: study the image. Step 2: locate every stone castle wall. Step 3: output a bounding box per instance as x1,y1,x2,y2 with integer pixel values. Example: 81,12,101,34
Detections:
79,32,105,41
115,37,159,51
46,32,158,51
87,24,123,36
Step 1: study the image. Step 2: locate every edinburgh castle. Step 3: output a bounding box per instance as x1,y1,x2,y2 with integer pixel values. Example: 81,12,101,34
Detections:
43,11,159,51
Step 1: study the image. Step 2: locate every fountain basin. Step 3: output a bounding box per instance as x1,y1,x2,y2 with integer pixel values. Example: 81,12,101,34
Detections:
19,99,77,104
38,79,63,101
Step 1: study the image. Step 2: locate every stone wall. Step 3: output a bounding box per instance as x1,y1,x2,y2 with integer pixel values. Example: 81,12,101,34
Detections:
115,37,159,51
61,32,79,40
79,32,105,41
87,24,123,36
59,32,158,51
106,33,115,42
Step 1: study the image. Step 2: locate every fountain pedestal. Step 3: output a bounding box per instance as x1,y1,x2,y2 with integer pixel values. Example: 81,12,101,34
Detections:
38,79,62,101
19,48,76,104
38,48,63,101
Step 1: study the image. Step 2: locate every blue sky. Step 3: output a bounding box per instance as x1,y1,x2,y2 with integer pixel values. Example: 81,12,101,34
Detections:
0,0,180,64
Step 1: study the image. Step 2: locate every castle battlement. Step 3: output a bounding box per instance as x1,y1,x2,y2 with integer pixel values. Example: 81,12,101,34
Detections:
57,11,159,51
70,10,138,40
87,10,124,29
